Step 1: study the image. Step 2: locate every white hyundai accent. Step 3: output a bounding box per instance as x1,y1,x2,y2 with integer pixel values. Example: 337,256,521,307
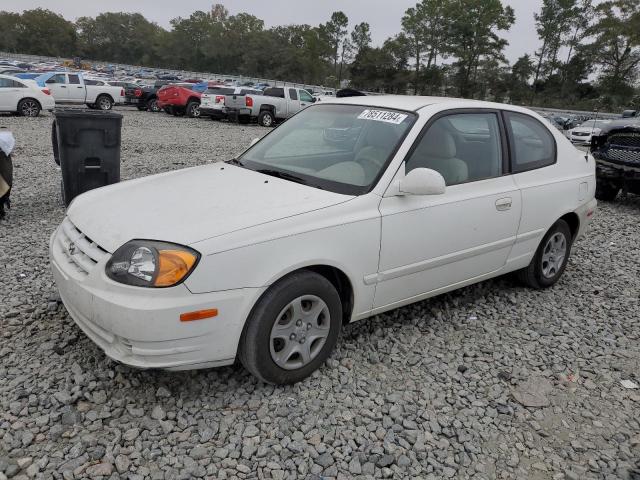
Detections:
50,96,597,384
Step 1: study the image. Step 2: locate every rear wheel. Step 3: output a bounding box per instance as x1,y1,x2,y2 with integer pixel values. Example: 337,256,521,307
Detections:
17,98,40,117
239,271,342,385
517,219,573,289
147,98,160,112
258,110,274,127
186,101,200,118
595,177,620,201
96,95,113,111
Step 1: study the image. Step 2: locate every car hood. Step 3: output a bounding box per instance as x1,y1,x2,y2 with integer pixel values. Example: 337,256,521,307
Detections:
572,127,599,134
67,164,353,253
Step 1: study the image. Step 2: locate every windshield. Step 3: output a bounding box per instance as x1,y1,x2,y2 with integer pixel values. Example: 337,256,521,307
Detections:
237,104,416,195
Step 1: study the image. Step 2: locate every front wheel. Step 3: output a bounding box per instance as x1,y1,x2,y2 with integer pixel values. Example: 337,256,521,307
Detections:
18,98,41,117
147,98,160,112
517,219,573,289
96,95,113,111
595,177,620,201
186,101,200,118
258,110,275,127
239,271,342,385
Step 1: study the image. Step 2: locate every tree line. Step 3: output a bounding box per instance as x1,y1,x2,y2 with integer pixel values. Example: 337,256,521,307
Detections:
0,1,638,111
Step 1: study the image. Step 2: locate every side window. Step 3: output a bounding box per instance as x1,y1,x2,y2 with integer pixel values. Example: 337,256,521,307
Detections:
299,89,314,103
11,80,26,88
505,112,556,172
288,88,298,100
84,79,98,86
48,74,66,84
0,78,12,88
68,74,81,85
406,112,503,186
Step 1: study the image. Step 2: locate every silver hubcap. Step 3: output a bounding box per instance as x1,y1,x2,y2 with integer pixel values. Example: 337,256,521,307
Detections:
541,232,567,279
263,115,272,126
99,98,110,109
269,295,330,370
192,105,200,117
22,101,38,116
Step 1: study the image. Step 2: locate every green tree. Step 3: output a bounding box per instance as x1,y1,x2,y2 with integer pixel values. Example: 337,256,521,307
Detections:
0,12,21,53
350,22,371,55
18,9,77,57
320,11,349,80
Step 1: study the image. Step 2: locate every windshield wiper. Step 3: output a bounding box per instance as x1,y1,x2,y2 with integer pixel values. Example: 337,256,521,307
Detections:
225,157,244,167
256,169,309,185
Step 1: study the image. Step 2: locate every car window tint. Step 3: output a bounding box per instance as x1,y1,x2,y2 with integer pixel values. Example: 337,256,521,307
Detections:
299,90,314,103
49,74,66,84
406,112,503,186
12,80,26,88
505,112,556,173
289,88,298,100
0,78,12,88
264,87,285,98
68,74,80,85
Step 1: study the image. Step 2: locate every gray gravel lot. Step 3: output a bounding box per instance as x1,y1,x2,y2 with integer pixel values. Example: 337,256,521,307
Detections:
0,108,639,480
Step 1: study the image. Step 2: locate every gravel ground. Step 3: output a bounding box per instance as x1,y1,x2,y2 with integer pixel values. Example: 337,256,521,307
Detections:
0,108,639,480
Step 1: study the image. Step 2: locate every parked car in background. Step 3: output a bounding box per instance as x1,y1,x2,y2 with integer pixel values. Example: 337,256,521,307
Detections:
622,110,637,118
125,80,170,112
568,119,612,145
0,74,54,117
50,96,596,384
157,83,206,117
36,72,124,110
591,119,640,200
224,86,316,126
200,86,261,120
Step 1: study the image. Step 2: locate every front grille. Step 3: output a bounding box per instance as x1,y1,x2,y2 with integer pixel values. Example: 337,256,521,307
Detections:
56,217,109,275
573,132,589,137
609,133,640,148
603,148,640,164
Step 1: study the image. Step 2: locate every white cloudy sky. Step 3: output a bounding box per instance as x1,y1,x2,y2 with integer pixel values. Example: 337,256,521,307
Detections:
2,0,543,62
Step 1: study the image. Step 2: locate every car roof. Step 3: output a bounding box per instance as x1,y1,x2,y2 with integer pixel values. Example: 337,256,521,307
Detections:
321,95,539,114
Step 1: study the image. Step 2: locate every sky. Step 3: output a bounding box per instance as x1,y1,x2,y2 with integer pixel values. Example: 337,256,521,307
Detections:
1,0,541,63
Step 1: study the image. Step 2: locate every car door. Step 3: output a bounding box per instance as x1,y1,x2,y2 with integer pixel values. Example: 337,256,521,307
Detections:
66,74,86,103
373,110,522,309
46,74,69,102
287,88,301,116
0,77,17,110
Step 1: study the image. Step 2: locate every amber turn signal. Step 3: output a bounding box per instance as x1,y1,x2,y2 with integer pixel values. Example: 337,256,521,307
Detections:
180,308,218,322
154,250,198,287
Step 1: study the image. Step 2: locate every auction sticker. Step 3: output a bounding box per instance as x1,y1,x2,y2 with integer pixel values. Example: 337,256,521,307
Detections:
357,109,408,124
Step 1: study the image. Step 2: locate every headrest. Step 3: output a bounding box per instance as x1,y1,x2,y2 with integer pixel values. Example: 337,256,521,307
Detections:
417,123,456,158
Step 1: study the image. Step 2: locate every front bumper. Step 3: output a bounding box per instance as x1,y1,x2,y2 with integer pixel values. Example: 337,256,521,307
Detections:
49,225,265,370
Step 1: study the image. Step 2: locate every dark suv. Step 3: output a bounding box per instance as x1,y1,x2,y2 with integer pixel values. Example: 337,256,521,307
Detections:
591,120,640,200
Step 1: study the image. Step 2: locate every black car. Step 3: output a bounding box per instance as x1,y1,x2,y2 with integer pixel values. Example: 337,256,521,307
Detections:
125,81,171,112
591,120,640,200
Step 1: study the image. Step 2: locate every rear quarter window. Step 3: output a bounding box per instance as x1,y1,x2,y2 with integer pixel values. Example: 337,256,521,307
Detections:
505,112,557,173
264,87,285,98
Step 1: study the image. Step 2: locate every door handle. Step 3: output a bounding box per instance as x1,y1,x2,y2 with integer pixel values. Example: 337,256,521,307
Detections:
77,86,83,88
60,86,67,88
495,197,512,211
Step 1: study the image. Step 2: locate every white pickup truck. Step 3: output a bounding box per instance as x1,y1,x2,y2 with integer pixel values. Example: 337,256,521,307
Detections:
224,86,316,126
40,72,125,110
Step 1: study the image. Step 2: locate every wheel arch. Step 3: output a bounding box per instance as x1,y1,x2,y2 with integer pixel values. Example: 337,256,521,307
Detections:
558,211,580,239
260,104,276,113
187,96,201,105
17,96,42,110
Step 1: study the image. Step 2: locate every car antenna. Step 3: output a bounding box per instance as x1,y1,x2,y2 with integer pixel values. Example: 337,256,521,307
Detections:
587,107,600,161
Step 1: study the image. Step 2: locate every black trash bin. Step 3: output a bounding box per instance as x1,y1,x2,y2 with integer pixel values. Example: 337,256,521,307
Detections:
52,109,123,206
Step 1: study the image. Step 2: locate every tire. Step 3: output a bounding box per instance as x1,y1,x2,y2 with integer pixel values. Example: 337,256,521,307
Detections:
147,98,160,112
517,219,573,289
239,270,342,385
186,101,200,118
258,110,275,127
17,98,41,117
595,177,620,201
52,121,60,166
96,95,113,111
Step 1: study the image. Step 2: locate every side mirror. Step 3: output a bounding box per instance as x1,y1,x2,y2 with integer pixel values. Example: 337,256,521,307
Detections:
398,168,446,196
250,137,260,147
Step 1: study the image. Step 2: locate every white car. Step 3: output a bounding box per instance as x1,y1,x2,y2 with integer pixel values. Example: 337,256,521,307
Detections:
0,74,55,117
568,119,612,145
50,96,597,384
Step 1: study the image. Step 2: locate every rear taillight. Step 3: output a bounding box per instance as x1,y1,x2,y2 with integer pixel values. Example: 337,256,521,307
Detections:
246,96,253,107
42,88,50,95
120,88,125,97
134,88,142,97
215,95,224,104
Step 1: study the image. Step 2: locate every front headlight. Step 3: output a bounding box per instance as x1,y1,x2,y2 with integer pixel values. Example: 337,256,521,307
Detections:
106,240,200,288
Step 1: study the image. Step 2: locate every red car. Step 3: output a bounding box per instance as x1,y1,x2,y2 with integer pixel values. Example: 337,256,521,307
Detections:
157,83,205,118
